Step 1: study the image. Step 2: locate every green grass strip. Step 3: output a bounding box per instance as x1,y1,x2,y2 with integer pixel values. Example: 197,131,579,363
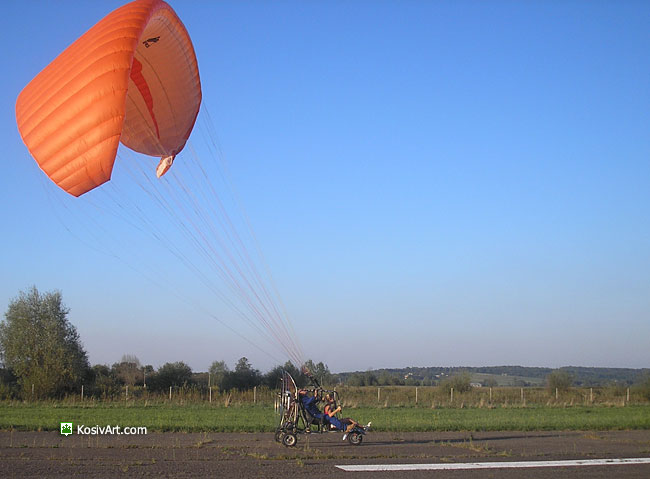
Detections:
1,404,649,432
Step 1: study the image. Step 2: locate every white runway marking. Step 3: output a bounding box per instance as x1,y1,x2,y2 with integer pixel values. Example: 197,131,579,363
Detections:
336,457,650,471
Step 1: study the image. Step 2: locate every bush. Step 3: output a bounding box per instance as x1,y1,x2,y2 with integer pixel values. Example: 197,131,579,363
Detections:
148,362,193,391
547,369,573,393
635,373,650,401
0,367,18,399
440,372,471,393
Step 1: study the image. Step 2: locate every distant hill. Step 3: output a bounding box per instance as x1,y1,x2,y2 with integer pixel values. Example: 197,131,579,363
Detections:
336,366,650,387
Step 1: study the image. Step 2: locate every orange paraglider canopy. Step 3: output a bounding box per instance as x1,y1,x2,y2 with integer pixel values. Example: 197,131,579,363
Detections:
15,0,201,197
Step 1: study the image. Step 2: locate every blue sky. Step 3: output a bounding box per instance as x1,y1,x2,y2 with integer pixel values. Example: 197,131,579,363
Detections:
1,0,649,373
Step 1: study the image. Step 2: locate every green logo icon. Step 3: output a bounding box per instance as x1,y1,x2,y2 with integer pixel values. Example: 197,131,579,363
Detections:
60,422,73,436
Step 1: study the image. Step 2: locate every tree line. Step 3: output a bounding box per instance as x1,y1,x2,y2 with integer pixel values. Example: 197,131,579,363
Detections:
0,287,331,400
338,365,650,388
2,287,649,400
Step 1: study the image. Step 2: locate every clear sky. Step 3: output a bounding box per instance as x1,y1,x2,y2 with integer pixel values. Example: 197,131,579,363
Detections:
1,0,649,373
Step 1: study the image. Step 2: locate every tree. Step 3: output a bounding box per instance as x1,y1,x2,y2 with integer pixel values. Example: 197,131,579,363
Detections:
153,361,193,390
264,361,302,388
547,369,573,393
440,372,472,393
112,354,141,386
404,376,420,386
0,287,89,398
87,364,121,398
208,360,230,389
303,359,333,387
347,373,366,386
483,377,498,388
364,371,379,386
235,357,253,373
221,357,262,391
142,365,154,388
378,371,395,386
0,367,18,399
264,364,286,389
635,372,650,401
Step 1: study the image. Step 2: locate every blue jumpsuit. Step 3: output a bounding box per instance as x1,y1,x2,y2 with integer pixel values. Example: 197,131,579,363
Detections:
301,395,324,420
324,403,346,430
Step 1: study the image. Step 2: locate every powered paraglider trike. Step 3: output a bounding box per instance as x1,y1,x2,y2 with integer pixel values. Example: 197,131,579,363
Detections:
274,370,369,447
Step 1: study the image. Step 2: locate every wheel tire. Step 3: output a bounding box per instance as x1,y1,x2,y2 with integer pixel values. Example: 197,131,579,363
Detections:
274,430,285,443
348,432,363,446
282,433,298,447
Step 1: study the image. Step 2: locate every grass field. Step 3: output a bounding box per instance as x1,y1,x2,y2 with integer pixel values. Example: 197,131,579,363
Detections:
2,403,650,433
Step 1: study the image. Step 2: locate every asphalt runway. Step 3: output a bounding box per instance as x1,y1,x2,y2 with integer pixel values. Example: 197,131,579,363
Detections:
1,430,650,478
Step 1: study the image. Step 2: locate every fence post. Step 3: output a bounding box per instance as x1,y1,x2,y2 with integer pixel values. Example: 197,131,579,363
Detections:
254,386,257,404
590,388,593,403
32,384,34,400
126,385,129,400
81,385,84,401
377,387,380,401
521,388,524,404
555,388,558,400
627,388,630,403
209,386,212,403
415,387,418,405
450,387,454,403
489,387,492,403
169,386,172,401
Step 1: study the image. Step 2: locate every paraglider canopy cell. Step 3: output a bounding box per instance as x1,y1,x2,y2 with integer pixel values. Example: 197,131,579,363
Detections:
15,0,201,197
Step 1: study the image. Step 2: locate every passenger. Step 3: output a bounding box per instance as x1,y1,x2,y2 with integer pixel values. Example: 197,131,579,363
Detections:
323,394,370,440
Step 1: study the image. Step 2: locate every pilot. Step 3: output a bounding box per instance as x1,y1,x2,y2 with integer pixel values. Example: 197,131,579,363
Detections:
298,389,324,420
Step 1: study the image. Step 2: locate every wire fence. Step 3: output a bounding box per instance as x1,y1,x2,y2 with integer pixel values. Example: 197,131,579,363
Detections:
337,385,646,408
15,384,649,408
